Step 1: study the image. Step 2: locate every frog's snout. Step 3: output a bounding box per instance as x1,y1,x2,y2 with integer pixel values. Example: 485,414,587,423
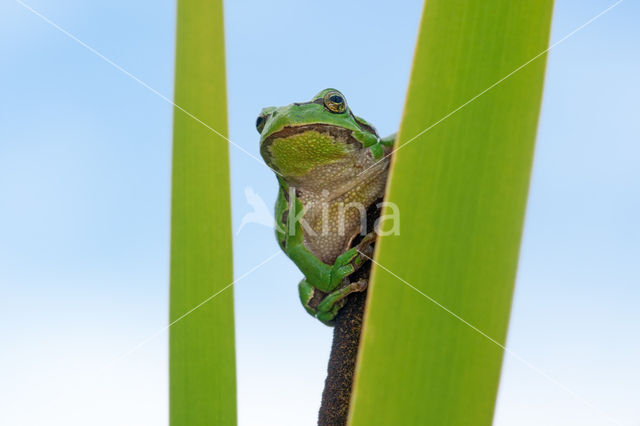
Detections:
256,106,277,134
255,115,266,134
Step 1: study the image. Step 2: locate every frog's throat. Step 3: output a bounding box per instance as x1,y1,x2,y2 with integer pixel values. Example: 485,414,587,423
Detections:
260,124,363,177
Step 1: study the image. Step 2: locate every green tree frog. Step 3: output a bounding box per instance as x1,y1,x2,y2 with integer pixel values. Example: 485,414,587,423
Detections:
256,89,395,325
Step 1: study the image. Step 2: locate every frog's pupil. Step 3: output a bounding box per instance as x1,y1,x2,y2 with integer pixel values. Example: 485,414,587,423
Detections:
329,95,343,104
256,116,264,132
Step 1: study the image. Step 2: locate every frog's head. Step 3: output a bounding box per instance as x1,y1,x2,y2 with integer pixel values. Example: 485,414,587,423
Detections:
256,89,382,178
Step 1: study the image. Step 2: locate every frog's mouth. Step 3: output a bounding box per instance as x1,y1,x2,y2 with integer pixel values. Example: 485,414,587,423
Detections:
260,124,363,176
261,124,362,150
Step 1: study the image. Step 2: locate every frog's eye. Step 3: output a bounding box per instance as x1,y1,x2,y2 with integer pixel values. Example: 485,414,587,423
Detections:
323,91,347,113
255,115,266,133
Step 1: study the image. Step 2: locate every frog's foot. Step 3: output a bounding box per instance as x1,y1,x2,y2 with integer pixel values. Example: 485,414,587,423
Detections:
329,232,377,287
316,279,368,325
298,278,368,325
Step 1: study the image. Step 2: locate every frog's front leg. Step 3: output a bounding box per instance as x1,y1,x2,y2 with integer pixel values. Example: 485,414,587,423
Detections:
299,278,368,325
285,193,375,292
295,229,375,324
283,188,376,324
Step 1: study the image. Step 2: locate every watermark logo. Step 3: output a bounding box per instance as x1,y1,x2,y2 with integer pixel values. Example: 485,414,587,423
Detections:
237,186,400,237
236,186,280,235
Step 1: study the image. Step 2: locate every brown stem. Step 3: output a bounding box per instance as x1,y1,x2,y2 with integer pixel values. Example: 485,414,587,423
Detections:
317,290,367,426
317,198,380,425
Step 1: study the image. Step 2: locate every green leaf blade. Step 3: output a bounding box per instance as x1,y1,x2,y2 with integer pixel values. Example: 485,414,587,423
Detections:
169,0,236,425
350,1,553,425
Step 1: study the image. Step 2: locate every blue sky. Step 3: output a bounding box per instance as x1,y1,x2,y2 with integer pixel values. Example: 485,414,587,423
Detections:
1,0,638,425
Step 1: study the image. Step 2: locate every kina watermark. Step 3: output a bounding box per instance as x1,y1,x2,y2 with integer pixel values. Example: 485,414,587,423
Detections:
238,186,400,237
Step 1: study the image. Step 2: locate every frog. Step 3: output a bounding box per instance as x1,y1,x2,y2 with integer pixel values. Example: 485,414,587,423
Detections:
256,89,395,325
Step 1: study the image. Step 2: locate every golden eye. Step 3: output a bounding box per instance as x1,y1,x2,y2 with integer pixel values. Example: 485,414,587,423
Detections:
323,91,347,113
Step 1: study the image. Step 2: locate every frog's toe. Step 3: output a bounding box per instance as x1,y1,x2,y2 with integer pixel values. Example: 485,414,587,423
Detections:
353,278,368,292
316,278,367,320
316,312,336,326
316,302,343,326
353,232,376,256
